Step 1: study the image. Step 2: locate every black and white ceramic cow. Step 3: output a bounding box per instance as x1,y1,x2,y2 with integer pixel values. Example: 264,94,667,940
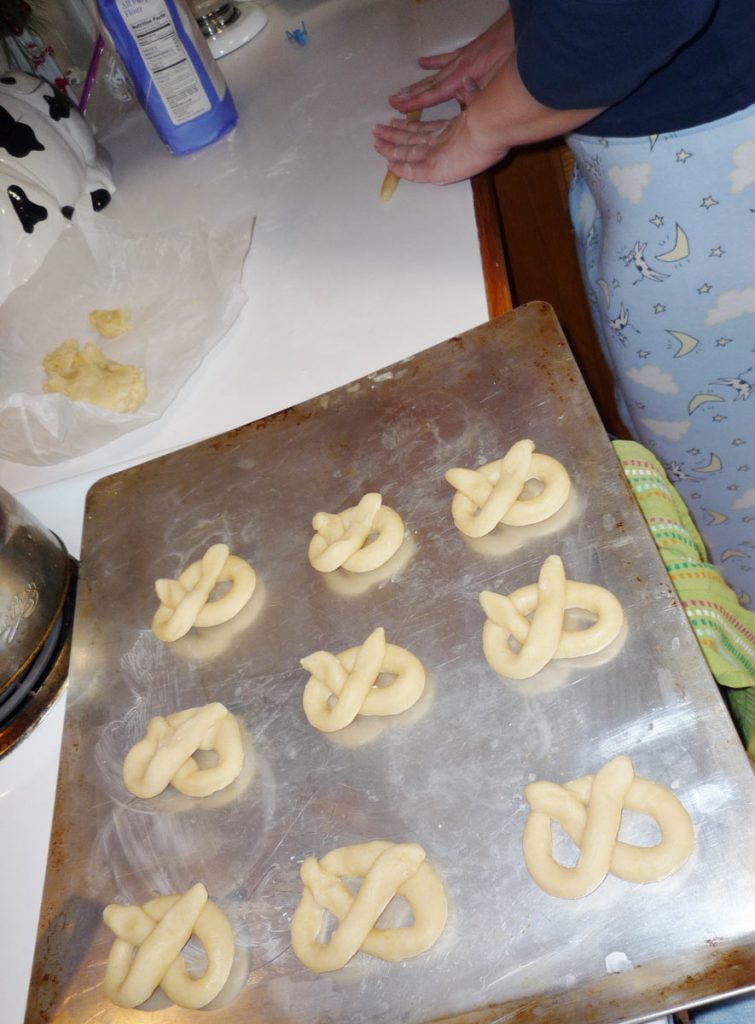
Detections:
0,72,115,304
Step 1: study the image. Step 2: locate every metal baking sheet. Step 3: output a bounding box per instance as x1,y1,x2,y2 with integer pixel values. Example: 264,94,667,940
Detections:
28,303,755,1023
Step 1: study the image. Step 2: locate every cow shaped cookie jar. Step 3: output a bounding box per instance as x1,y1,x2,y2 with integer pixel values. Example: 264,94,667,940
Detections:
0,72,115,305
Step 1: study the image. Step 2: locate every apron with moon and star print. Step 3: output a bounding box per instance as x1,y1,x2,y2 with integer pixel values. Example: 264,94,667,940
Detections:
567,103,755,605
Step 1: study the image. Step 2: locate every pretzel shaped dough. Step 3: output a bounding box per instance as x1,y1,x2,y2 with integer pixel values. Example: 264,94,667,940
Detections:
103,883,234,1009
122,703,244,799
291,841,447,973
300,627,425,733
480,554,624,679
446,439,571,538
152,543,256,643
523,755,695,899
308,493,404,573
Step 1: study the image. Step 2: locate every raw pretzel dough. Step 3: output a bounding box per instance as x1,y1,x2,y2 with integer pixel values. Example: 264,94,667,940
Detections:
480,554,624,679
523,755,695,899
446,439,571,538
152,543,256,643
42,339,146,413
300,626,425,732
103,883,234,1009
291,840,447,973
122,703,244,798
380,110,421,202
89,307,131,338
308,492,404,573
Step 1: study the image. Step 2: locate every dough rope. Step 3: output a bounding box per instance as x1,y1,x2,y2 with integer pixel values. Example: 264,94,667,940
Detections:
122,703,244,799
446,439,571,538
290,841,447,973
308,492,404,573
480,554,624,679
522,755,695,899
152,543,256,643
103,883,234,1009
300,627,426,733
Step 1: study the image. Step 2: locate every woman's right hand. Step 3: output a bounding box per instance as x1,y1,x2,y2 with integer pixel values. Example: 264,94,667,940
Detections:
389,12,515,113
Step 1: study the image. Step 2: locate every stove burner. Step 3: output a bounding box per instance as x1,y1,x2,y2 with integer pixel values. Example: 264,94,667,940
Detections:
189,0,268,58
192,0,241,37
0,559,76,759
0,606,63,725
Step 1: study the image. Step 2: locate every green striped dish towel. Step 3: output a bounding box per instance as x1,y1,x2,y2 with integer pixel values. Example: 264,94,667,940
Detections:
614,441,755,763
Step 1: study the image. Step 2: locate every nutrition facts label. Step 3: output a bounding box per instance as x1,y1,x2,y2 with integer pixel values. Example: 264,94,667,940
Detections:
118,0,211,125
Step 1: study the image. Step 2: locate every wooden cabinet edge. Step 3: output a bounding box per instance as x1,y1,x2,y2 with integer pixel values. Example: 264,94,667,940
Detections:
473,145,630,439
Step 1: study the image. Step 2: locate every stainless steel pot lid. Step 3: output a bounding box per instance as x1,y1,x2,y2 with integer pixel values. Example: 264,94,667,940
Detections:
0,558,75,759
0,487,71,695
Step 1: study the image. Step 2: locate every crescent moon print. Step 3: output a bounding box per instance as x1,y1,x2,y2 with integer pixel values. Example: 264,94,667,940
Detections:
694,453,722,473
688,393,724,414
704,509,728,525
656,223,690,262
668,330,699,357
566,117,755,600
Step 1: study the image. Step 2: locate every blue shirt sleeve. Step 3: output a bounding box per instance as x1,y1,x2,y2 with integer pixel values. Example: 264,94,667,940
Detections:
512,0,719,111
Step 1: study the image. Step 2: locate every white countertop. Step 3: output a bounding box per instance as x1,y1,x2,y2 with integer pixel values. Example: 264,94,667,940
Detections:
2,0,493,549
0,2,491,1019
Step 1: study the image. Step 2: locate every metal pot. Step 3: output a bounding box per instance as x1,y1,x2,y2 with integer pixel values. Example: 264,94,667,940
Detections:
0,485,72,724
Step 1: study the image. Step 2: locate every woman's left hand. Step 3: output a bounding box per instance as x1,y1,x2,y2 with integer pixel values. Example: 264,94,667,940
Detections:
372,110,508,185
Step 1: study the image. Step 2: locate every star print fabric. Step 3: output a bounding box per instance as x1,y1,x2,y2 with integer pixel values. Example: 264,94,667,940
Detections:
567,103,755,602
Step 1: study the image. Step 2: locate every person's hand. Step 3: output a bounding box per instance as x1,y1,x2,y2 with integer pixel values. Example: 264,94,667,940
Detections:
376,16,604,188
389,13,514,114
373,109,508,186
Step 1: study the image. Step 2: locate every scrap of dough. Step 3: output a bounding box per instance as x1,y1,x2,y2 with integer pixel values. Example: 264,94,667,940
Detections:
446,439,571,538
152,543,257,643
122,703,245,798
42,339,146,413
89,307,131,338
380,110,421,202
291,840,447,973
308,492,404,573
300,626,426,732
103,883,235,1009
522,755,695,899
480,554,624,679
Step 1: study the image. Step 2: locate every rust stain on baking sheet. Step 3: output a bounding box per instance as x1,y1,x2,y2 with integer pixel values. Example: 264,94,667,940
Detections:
251,403,318,433
207,424,246,446
428,945,755,1024
675,944,755,996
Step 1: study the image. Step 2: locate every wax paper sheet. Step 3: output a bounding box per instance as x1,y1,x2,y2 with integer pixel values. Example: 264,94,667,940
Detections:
0,209,252,465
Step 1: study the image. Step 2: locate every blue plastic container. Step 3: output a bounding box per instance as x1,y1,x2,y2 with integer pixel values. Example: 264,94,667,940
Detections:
98,0,237,155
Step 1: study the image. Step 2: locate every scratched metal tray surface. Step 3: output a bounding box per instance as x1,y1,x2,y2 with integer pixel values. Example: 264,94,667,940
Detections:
28,304,755,1024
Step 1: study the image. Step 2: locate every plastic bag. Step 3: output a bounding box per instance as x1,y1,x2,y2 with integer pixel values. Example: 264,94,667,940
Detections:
0,207,252,464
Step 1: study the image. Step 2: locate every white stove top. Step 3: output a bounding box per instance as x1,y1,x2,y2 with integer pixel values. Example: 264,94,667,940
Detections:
0,696,67,1023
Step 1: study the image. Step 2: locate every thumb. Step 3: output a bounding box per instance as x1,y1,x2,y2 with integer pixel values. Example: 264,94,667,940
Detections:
454,76,480,109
